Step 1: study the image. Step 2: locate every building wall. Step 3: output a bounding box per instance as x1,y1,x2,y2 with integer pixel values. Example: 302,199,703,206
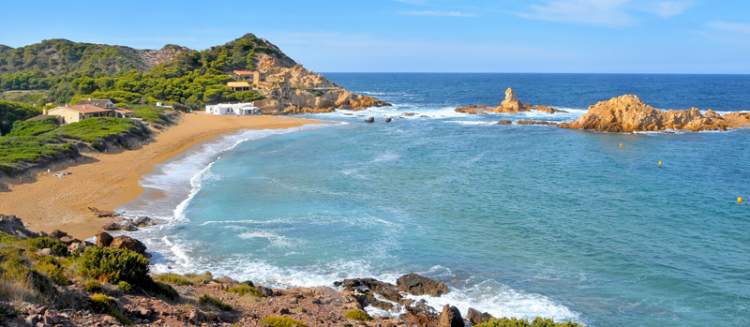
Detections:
47,108,82,124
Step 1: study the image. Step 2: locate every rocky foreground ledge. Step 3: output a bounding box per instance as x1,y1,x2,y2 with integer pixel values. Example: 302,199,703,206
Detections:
560,94,750,133
0,215,581,326
456,88,566,115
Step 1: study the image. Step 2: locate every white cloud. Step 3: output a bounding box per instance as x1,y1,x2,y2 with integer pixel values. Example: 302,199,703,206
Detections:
647,1,693,17
519,0,633,27
399,10,476,17
707,21,750,34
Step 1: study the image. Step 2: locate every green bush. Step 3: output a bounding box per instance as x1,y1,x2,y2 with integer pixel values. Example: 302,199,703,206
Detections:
0,100,39,135
117,281,133,293
78,247,149,285
83,279,103,293
143,280,179,301
28,237,69,256
7,117,59,136
260,315,307,327
129,105,169,124
90,293,132,325
474,317,583,327
153,272,194,286
198,294,233,311
33,256,70,286
0,136,75,175
344,309,371,321
227,283,263,297
53,117,138,143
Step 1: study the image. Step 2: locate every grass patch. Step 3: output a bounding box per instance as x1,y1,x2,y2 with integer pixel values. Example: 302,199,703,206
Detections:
117,281,133,293
260,315,307,327
53,117,138,143
344,308,371,321
32,256,70,286
90,293,132,325
83,279,103,293
129,105,170,125
78,246,149,285
198,294,233,311
474,317,583,327
227,283,263,297
143,280,179,301
154,272,212,286
7,117,59,136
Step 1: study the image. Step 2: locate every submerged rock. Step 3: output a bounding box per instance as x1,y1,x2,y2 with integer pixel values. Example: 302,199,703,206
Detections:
497,119,513,125
365,117,375,123
560,94,750,132
396,273,449,297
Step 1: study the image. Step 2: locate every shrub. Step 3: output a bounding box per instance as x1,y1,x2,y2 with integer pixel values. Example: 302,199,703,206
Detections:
83,279,103,293
28,237,69,256
89,293,132,325
0,136,75,175
143,280,179,301
198,294,233,311
53,117,138,143
260,315,307,327
474,317,583,327
33,256,70,286
7,117,60,136
227,283,263,297
78,247,149,285
117,281,133,293
345,309,371,321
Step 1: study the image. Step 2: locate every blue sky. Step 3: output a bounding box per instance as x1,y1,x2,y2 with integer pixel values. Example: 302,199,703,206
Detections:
1,0,749,73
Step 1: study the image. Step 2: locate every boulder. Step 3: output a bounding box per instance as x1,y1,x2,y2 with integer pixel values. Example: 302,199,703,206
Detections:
335,278,402,303
0,214,39,238
365,117,375,123
396,273,449,297
401,299,438,327
132,216,154,227
466,308,493,325
455,88,565,115
515,119,558,126
498,87,523,113
385,117,393,123
438,305,464,327
109,235,147,255
95,232,113,247
497,119,512,125
68,241,87,254
49,229,68,239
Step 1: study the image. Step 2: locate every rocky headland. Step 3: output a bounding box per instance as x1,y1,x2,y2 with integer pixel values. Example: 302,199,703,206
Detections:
456,88,566,115
0,215,580,327
560,94,750,132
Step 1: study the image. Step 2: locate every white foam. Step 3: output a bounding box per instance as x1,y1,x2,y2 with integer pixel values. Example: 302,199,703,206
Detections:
446,120,498,126
238,230,292,247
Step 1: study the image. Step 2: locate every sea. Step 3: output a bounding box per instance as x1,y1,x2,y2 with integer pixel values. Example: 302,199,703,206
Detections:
120,73,750,327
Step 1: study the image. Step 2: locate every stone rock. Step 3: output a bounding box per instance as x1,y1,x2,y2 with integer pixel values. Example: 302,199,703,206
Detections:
49,229,68,239
455,88,566,115
365,117,375,123
0,214,39,238
561,94,750,132
401,299,438,327
68,241,87,254
96,232,113,247
256,285,275,297
385,117,393,123
438,305,464,327
58,235,75,244
36,248,52,256
466,307,493,325
396,273,449,297
499,87,522,113
132,216,154,227
497,119,512,125
515,119,558,126
110,235,147,255
335,278,402,305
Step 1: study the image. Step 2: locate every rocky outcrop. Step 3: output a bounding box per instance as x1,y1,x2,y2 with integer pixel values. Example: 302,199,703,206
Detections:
396,273,449,297
560,94,750,132
456,88,566,115
109,235,147,255
438,305,465,327
0,214,40,238
467,307,493,325
250,54,390,114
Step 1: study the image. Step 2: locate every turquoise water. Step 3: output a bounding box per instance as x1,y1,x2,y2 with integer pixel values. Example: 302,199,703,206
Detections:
122,74,750,326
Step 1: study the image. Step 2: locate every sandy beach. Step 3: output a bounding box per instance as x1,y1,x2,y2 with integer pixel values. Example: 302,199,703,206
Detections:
0,113,320,239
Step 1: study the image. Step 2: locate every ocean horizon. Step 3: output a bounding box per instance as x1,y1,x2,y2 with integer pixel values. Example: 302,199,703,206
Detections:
120,73,750,327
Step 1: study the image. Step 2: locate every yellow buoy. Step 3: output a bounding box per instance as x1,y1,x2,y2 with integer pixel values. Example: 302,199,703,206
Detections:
739,196,744,205
658,160,663,168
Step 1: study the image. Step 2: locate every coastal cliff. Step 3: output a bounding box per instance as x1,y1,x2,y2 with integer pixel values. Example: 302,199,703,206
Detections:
456,88,565,115
560,94,750,132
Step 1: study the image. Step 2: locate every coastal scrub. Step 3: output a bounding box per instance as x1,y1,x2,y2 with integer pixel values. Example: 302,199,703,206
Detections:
260,315,307,327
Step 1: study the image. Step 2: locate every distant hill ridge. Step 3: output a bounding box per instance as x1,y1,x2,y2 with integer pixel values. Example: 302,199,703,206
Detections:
0,33,295,76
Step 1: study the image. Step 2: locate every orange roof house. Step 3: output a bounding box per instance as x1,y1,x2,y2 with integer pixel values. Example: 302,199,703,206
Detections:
46,104,114,124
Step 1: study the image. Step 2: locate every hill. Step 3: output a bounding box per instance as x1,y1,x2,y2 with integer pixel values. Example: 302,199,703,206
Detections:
0,33,387,112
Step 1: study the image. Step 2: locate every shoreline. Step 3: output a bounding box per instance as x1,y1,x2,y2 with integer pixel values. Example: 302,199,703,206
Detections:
0,113,321,240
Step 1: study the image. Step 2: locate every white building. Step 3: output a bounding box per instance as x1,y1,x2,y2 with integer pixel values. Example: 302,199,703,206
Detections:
205,103,260,115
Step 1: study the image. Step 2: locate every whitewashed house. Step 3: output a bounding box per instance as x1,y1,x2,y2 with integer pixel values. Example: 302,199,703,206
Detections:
205,103,260,115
